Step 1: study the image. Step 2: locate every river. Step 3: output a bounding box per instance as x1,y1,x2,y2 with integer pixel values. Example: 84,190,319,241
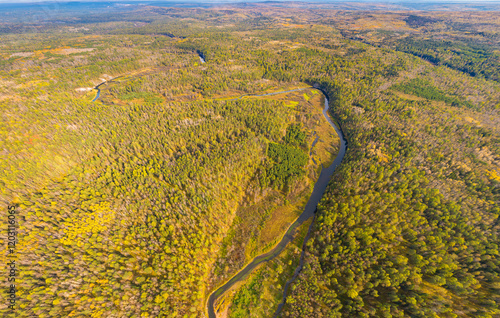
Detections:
87,65,347,316
92,75,125,102
198,51,206,64
207,89,347,318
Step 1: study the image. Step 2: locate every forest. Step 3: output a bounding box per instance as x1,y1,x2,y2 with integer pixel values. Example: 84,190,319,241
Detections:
0,2,499,318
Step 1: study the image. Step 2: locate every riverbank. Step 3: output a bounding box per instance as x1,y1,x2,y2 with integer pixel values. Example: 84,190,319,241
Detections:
206,88,347,318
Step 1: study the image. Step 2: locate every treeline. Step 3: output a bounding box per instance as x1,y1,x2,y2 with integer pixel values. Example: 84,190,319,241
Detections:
395,38,500,83
392,78,475,109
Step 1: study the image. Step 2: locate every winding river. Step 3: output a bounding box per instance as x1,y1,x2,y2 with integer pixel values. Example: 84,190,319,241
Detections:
92,75,125,102
198,51,206,64
92,87,101,102
87,62,347,316
207,89,347,318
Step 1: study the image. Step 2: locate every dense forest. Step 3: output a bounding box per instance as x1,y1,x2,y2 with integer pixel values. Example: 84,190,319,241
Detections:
0,2,499,318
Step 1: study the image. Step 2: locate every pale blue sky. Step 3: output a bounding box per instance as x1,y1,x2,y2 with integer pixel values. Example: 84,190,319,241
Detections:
0,0,498,2
0,0,499,4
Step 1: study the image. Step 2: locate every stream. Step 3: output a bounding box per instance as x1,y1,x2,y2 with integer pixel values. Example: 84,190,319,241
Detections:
198,51,206,64
86,63,347,317
92,87,101,102
91,75,125,102
207,89,347,318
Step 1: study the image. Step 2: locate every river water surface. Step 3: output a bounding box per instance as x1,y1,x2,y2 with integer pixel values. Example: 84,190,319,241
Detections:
87,70,347,316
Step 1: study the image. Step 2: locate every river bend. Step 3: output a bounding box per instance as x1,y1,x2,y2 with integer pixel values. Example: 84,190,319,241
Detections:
207,89,347,318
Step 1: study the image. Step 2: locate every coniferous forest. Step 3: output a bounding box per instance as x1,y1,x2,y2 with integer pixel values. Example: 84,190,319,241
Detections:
0,1,499,318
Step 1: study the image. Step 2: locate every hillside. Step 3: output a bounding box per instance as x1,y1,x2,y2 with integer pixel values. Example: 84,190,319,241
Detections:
0,2,499,318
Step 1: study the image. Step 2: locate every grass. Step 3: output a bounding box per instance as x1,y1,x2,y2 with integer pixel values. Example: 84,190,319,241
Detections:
284,100,299,107
212,87,340,317
244,89,338,260
226,218,313,318
252,184,311,258
306,93,339,167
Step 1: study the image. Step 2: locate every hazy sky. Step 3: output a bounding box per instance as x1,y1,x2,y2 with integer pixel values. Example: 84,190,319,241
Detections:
0,0,499,3
1,0,499,2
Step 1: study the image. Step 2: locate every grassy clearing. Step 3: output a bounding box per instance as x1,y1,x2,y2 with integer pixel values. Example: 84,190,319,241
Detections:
284,100,299,107
245,182,312,261
211,87,339,317
304,92,339,167
226,218,313,318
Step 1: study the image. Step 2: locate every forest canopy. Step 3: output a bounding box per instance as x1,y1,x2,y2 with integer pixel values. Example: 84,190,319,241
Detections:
0,2,499,318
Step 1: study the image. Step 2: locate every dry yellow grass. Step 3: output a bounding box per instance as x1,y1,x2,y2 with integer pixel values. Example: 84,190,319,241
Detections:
257,186,311,251
245,88,338,257
306,93,339,167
